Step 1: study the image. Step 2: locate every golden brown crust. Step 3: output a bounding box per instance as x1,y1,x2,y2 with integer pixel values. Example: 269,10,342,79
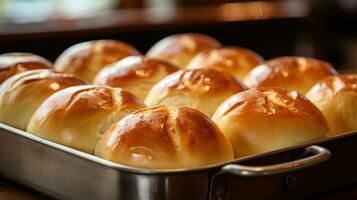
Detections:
0,69,86,130
0,53,52,84
306,74,357,135
94,56,178,99
187,47,264,80
243,56,338,94
150,68,246,96
145,68,247,116
95,105,233,169
54,40,141,82
146,33,221,68
27,85,146,153
215,87,327,124
212,87,328,157
307,75,357,100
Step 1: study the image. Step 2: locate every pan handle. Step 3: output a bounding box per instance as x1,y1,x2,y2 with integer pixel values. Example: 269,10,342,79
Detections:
209,145,330,200
217,145,330,177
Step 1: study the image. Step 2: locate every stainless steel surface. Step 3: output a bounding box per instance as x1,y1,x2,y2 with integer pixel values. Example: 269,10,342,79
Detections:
0,123,357,200
0,124,214,200
218,146,330,177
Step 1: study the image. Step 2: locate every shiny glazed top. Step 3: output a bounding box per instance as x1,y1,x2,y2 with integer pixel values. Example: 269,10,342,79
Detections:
54,40,141,82
307,74,357,101
27,85,146,153
146,33,221,68
145,68,247,116
214,87,327,125
0,69,86,130
95,105,234,169
212,87,329,157
0,69,86,99
32,85,144,117
94,56,178,99
306,74,357,135
148,68,246,96
187,47,264,80
244,56,338,94
94,56,178,86
0,53,52,84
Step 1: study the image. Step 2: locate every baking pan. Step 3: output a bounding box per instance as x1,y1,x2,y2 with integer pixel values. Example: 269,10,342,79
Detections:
0,123,356,200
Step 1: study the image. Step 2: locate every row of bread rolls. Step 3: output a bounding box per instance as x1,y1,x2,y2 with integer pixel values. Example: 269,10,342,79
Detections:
0,41,235,169
0,33,356,170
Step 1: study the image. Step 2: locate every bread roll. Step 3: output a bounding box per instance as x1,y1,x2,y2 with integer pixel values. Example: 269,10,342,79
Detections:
27,85,146,153
146,33,221,69
244,56,338,94
95,105,233,169
145,68,246,117
94,56,178,100
212,87,328,158
54,40,140,82
306,75,357,136
187,47,264,80
0,69,86,130
0,53,52,84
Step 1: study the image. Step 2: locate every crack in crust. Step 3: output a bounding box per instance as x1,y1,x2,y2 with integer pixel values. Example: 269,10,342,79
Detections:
54,40,141,82
95,105,234,169
244,56,338,94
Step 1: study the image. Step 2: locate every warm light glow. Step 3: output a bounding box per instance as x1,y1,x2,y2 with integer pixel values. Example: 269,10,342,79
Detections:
219,2,276,21
49,82,60,90
219,0,309,22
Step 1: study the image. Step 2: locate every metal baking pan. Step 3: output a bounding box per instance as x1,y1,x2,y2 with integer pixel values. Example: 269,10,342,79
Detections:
0,123,356,200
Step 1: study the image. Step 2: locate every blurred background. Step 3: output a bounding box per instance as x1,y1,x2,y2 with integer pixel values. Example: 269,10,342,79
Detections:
0,0,356,71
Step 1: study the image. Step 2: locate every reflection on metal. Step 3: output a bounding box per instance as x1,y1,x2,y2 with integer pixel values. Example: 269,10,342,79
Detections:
219,146,330,177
